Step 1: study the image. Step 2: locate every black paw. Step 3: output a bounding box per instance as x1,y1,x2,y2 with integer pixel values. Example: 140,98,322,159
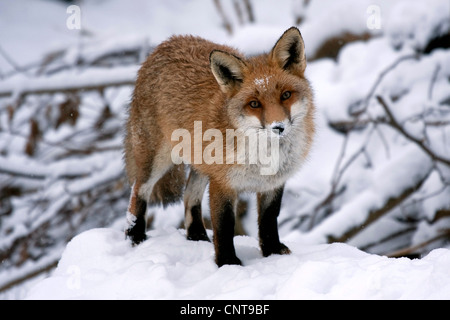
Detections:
187,231,210,242
125,213,147,245
261,242,291,257
186,219,210,242
125,227,147,246
216,255,242,267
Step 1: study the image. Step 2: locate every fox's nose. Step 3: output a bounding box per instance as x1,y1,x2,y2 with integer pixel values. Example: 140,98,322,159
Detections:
271,123,285,135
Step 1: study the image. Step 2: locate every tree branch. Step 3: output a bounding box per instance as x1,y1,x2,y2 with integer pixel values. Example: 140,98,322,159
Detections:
327,166,432,243
0,260,58,293
353,54,420,117
376,95,450,166
387,229,450,258
0,79,135,99
213,0,233,35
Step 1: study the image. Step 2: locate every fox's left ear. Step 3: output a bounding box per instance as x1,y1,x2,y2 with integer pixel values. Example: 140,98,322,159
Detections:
210,50,247,94
271,27,306,76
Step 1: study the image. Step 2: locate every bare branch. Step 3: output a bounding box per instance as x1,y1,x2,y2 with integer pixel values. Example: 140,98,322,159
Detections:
242,0,255,23
327,165,432,243
387,229,450,258
213,0,233,35
0,44,31,76
428,63,441,101
0,261,58,293
351,54,420,117
376,95,450,166
360,226,416,253
309,126,375,229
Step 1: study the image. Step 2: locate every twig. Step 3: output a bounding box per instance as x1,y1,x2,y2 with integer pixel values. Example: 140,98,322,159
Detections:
352,54,420,117
0,44,30,76
309,125,375,229
327,165,432,243
0,261,58,293
242,0,255,22
376,95,450,166
387,229,450,258
233,0,244,24
360,226,416,252
213,0,233,35
307,133,349,229
428,63,441,101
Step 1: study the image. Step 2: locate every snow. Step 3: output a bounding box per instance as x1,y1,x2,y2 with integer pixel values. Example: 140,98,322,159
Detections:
1,0,450,300
385,0,450,50
0,65,138,97
0,154,95,179
253,75,273,93
294,144,434,244
25,227,450,299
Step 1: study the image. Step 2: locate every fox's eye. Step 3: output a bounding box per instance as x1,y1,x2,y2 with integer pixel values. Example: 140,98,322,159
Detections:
281,91,291,101
249,100,261,108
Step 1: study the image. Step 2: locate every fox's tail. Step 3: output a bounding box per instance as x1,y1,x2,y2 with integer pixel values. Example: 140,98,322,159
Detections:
148,164,185,207
123,123,185,208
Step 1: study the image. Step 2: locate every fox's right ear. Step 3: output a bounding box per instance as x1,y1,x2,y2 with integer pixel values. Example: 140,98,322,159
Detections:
271,27,306,77
210,50,246,94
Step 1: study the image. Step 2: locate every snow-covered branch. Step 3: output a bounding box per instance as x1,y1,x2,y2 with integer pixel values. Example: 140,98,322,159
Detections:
1,0,449,298
0,66,137,98
376,95,450,166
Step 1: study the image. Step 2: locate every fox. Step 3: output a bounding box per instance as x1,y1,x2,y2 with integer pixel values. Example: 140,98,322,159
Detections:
124,26,315,267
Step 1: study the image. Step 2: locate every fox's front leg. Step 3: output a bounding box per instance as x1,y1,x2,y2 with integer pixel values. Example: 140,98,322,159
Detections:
257,185,291,257
209,179,241,267
125,181,147,245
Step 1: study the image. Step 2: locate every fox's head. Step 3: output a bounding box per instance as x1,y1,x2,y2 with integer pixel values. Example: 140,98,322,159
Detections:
209,27,315,167
210,26,314,145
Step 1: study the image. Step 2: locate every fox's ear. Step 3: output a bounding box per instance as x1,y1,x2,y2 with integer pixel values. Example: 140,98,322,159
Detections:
210,50,246,93
271,27,306,76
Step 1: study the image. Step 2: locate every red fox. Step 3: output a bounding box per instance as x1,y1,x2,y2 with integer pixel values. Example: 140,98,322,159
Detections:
124,27,315,266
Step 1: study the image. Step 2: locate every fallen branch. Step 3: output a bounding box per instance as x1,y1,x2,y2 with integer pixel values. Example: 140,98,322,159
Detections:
0,66,137,98
0,260,58,294
310,143,434,244
387,229,450,258
328,168,432,243
360,226,416,253
0,156,93,180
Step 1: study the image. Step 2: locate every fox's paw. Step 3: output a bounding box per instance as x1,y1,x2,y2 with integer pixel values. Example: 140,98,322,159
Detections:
261,242,291,257
216,254,242,267
187,229,210,242
125,227,147,246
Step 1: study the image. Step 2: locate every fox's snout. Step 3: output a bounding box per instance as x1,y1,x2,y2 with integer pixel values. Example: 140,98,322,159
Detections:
269,121,287,135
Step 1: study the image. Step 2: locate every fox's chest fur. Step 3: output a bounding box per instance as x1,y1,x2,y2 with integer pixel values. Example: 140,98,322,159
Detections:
225,100,310,193
226,142,303,193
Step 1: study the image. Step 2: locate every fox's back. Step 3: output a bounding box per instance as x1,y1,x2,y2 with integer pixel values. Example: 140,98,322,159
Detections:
133,36,239,131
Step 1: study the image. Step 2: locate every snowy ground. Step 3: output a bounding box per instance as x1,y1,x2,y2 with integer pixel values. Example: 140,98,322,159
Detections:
1,0,449,300
25,227,450,299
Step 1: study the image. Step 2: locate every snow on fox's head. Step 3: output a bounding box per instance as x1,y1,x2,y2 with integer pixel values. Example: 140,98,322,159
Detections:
209,27,314,140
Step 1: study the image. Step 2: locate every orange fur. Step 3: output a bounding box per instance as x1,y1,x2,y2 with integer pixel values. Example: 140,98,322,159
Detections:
124,27,315,266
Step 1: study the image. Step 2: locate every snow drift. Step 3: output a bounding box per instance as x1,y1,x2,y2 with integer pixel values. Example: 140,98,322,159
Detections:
25,228,450,299
1,0,450,299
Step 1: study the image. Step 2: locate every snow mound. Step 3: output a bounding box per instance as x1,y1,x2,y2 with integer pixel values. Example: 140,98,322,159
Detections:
25,228,450,300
